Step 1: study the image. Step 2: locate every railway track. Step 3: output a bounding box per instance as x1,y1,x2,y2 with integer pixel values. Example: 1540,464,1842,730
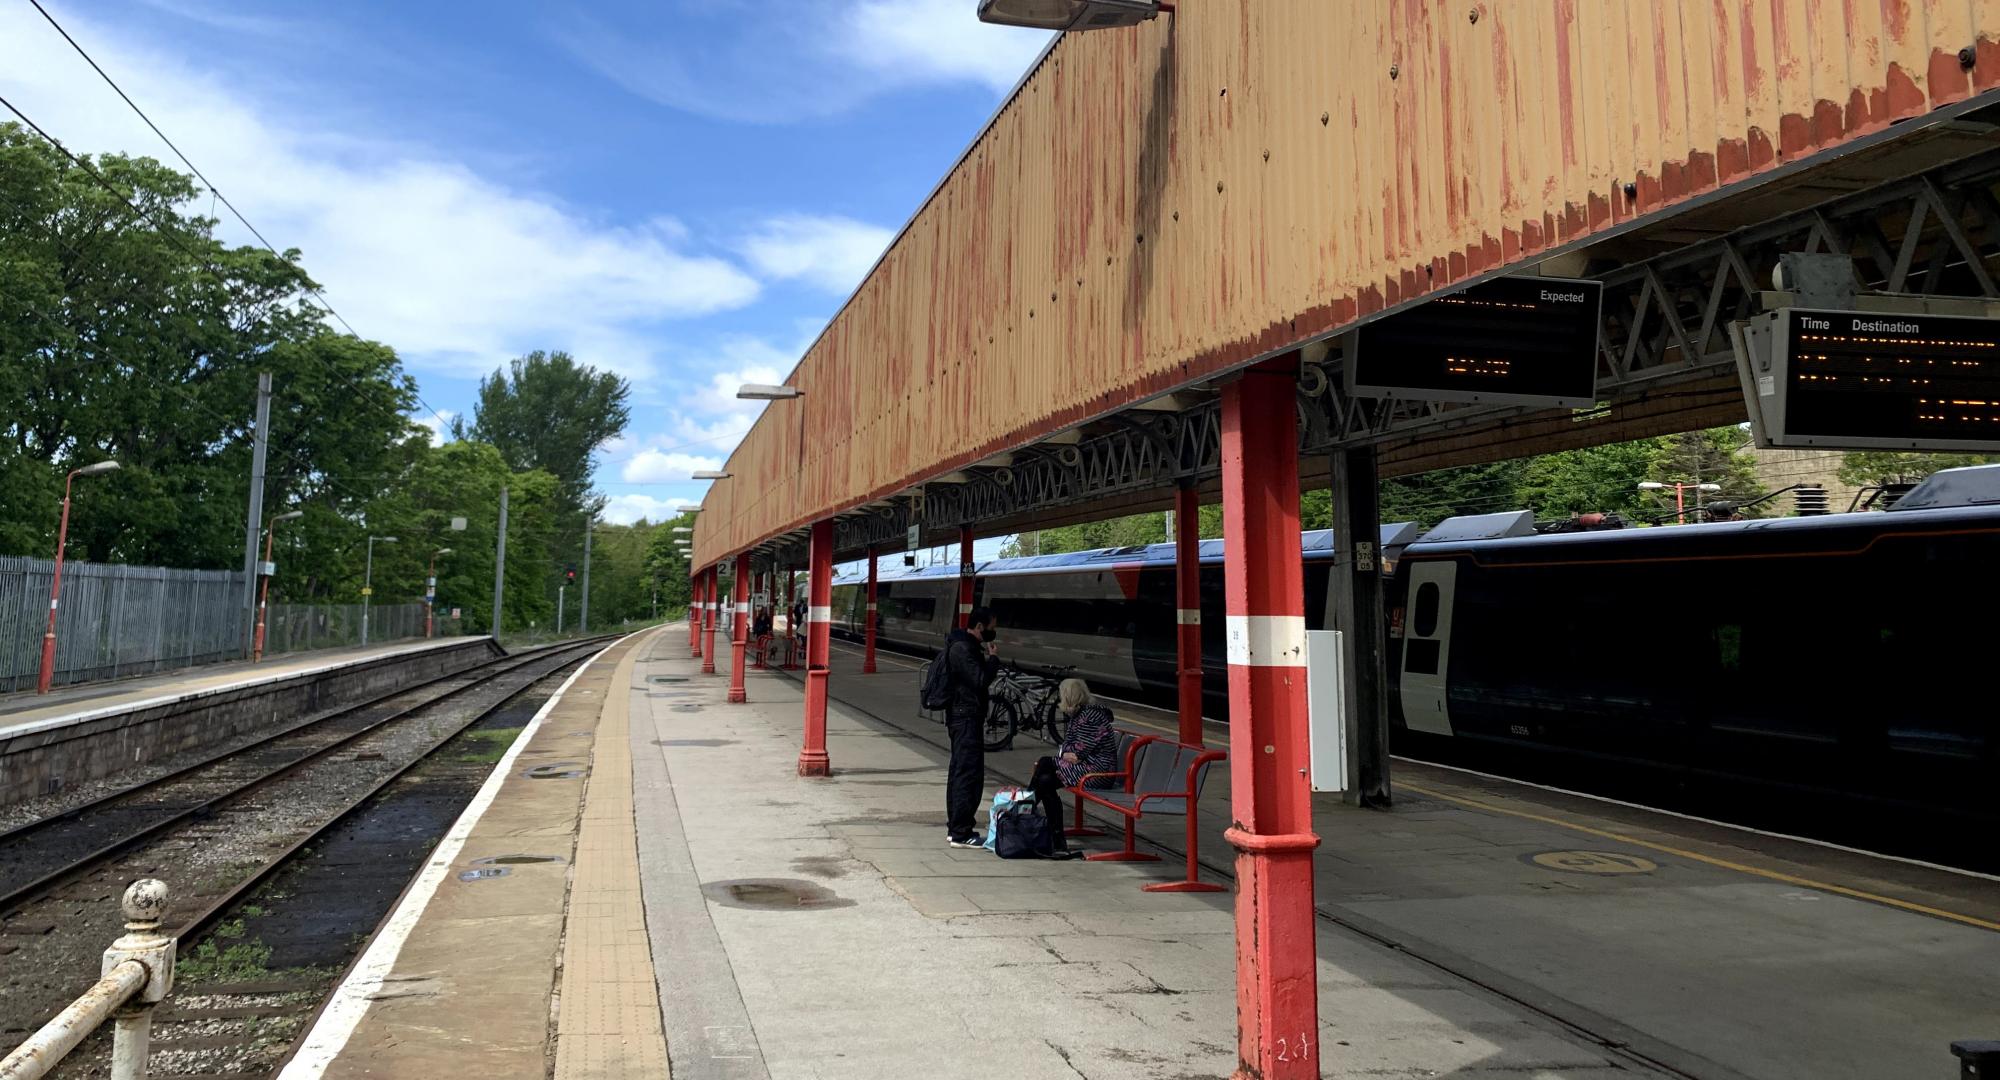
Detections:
0,635,614,1066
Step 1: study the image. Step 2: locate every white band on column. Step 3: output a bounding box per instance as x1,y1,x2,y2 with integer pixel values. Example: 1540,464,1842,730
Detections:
1223,614,1306,666
958,604,973,614
735,602,749,614
866,602,878,611
1176,608,1201,625
809,605,832,623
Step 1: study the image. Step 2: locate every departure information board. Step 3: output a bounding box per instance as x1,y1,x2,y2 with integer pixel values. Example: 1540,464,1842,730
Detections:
1739,307,2000,451
1346,275,1602,409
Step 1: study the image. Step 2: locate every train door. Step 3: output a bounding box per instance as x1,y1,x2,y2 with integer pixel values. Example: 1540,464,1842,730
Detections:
1398,560,1456,735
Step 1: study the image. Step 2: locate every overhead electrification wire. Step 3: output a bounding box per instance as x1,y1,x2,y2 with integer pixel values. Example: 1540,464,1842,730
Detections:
18,0,457,435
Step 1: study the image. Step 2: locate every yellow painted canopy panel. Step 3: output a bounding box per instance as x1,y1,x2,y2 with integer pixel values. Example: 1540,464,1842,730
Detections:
693,0,2000,565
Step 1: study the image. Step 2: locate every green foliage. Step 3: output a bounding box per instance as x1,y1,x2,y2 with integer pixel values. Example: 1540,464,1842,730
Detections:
464,350,631,516
1381,460,1531,526
1837,451,1999,487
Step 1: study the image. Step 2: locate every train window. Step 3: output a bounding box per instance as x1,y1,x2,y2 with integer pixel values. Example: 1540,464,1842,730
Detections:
1412,582,1440,638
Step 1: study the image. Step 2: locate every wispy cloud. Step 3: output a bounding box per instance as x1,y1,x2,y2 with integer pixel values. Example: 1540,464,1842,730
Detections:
738,215,894,295
0,5,762,389
599,493,688,526
557,0,1051,123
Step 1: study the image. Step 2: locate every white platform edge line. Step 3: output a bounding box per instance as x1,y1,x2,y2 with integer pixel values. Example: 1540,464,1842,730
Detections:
275,638,619,1080
1,637,490,743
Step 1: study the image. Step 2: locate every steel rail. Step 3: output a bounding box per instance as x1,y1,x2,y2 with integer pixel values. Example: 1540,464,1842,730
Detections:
0,637,613,915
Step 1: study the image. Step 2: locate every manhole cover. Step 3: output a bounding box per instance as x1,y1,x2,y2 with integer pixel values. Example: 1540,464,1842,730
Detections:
699,878,855,911
1528,850,1658,875
471,854,566,866
458,867,511,882
650,675,691,684
524,762,587,780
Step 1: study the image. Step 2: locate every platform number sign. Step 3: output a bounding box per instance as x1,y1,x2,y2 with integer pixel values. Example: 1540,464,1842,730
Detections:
1733,307,2000,452
1345,275,1602,409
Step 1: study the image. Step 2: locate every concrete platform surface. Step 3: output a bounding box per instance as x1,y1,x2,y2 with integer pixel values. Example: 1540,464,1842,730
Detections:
0,635,489,739
281,624,1661,1079
803,638,2000,1080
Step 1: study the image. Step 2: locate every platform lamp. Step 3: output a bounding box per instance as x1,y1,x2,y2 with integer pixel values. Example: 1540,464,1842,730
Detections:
362,535,398,646
692,470,732,480
252,510,306,663
426,548,454,639
976,0,1167,31
735,384,802,401
36,459,120,694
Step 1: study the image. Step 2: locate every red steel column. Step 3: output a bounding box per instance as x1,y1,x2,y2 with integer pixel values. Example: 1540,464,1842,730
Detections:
956,527,975,628
1174,480,1204,747
798,519,834,776
728,553,750,703
689,572,703,657
861,547,878,675
1219,357,1320,1080
701,567,719,675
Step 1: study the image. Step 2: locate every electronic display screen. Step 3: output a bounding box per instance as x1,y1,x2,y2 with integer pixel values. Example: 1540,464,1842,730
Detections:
1348,275,1602,408
1781,308,2000,444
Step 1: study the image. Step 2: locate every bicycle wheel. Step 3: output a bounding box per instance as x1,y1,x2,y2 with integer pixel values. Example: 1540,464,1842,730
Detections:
1037,703,1065,746
981,698,1019,751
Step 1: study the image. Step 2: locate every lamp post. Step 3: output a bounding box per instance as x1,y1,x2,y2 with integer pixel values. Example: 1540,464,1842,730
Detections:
36,460,120,694
1638,481,1723,525
252,510,305,663
362,535,398,646
426,548,453,639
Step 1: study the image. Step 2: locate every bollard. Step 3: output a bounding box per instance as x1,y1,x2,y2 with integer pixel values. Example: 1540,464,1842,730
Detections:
1956,1041,2000,1080
102,880,175,1080
0,880,174,1080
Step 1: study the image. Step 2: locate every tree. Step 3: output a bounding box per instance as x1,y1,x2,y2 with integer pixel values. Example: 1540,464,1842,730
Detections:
464,350,631,515
1643,427,1767,520
1381,460,1531,527
1837,451,1999,487
642,516,696,616
1513,440,1661,521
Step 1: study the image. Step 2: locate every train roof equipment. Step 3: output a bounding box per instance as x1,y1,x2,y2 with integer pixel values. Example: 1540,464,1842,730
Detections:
1883,463,2000,511
1417,510,1537,544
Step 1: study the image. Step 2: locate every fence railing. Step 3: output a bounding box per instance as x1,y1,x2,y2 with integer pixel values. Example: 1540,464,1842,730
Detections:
0,556,452,693
0,880,175,1080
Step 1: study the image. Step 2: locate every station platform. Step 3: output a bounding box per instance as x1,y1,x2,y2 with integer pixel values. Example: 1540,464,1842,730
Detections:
272,623,2000,1080
0,636,490,739
0,636,500,808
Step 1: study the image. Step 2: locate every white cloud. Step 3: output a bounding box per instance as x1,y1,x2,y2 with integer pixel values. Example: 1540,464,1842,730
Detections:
622,448,724,484
837,0,1053,92
413,409,456,447
0,6,761,387
599,493,687,526
558,1,1052,124
738,215,894,295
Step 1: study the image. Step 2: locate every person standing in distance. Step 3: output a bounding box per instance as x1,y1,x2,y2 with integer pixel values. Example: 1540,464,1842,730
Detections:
943,607,1000,848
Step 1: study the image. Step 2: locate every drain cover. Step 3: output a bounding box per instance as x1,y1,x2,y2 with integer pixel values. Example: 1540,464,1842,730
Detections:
524,762,587,780
1527,850,1658,875
671,704,705,713
650,675,691,684
458,867,511,882
699,878,855,911
471,854,566,866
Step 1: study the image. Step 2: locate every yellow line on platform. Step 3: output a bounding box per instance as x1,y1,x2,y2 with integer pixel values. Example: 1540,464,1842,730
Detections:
1399,781,2000,934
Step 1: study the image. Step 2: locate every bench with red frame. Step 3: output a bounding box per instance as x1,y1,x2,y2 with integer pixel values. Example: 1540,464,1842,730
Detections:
1069,732,1227,893
751,632,776,669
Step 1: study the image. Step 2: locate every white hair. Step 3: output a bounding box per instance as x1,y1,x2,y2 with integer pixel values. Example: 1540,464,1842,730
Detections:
1058,678,1093,714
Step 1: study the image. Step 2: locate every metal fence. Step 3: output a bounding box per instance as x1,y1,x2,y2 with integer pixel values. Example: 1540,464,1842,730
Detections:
0,555,448,693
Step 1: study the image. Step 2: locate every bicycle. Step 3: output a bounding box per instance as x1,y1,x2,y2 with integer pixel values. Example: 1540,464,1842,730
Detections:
981,663,1077,751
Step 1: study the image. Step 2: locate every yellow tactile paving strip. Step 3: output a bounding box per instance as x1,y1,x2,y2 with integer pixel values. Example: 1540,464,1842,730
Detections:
553,628,671,1079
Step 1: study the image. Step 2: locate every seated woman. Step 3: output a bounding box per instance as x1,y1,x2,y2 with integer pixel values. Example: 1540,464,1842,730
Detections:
1053,679,1118,788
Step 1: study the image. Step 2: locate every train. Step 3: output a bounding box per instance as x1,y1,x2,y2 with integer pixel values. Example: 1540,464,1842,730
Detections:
829,465,2000,869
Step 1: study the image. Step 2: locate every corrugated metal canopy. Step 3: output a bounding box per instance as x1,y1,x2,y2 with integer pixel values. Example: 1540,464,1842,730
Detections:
692,0,2000,568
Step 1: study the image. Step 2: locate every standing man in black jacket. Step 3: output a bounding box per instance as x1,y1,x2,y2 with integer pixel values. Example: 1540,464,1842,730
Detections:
943,607,1000,847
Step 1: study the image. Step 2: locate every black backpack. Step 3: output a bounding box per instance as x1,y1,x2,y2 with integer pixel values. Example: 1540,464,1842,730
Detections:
920,644,954,711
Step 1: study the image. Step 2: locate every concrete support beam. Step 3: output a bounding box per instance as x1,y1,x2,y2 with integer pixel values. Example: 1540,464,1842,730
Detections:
1329,445,1392,806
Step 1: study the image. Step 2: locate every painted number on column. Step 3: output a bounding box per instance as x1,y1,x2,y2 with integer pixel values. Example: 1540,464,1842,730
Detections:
1275,1033,1312,1062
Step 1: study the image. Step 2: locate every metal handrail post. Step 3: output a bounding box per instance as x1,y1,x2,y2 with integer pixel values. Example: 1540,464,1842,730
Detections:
0,880,175,1080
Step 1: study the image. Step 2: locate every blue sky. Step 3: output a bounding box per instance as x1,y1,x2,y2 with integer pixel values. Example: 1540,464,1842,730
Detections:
0,0,1052,531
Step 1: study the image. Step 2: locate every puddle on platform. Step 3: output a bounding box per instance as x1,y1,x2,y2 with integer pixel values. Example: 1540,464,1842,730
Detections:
790,856,848,880
700,878,855,911
457,867,511,882
472,854,566,866
649,675,692,684
670,704,705,713
524,762,587,780
654,738,736,747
